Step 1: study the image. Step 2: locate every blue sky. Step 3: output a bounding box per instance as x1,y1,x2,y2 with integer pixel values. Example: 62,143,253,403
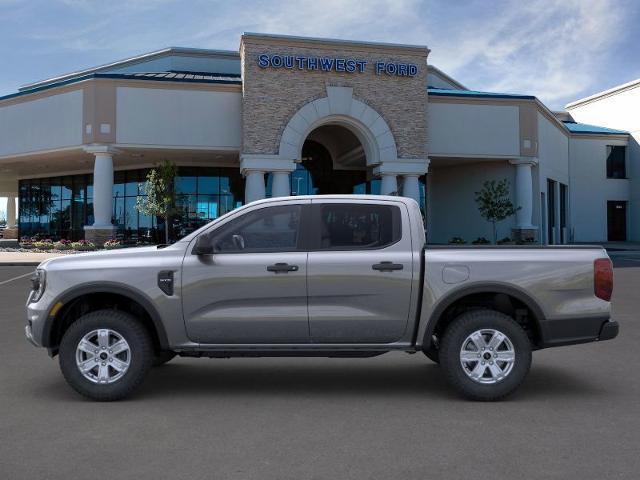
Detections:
1,0,639,108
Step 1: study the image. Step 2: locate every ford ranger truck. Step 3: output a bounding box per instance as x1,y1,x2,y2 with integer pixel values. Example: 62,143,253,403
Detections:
25,195,618,401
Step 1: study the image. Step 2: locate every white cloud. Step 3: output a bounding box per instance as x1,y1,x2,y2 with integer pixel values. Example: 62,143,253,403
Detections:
425,0,631,108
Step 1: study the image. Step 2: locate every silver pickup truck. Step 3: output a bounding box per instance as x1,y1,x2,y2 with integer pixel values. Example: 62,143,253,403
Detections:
25,195,618,401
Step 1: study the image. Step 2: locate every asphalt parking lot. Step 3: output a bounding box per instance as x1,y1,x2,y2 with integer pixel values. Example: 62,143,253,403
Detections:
1,259,639,479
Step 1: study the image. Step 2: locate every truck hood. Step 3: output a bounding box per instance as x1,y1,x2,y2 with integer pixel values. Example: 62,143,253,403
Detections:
38,245,180,270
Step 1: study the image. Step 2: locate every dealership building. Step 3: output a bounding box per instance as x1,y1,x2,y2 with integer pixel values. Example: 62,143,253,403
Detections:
0,33,636,245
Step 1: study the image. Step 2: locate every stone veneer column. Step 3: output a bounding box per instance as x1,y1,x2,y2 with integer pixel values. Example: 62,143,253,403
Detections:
509,157,538,242
83,145,117,245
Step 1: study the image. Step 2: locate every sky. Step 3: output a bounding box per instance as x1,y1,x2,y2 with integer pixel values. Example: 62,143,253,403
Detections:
1,0,640,214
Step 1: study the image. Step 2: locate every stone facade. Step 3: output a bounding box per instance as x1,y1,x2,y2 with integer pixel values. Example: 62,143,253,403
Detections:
240,34,429,161
84,227,116,246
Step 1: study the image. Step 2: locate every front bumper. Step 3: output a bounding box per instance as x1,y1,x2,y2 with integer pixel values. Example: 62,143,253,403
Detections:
25,324,39,347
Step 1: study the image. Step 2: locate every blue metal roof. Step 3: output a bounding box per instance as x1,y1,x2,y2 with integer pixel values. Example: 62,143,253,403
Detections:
562,121,628,135
0,71,242,102
427,87,535,100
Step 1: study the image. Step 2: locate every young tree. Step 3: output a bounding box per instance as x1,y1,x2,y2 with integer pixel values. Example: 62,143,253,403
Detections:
136,160,178,244
474,179,520,244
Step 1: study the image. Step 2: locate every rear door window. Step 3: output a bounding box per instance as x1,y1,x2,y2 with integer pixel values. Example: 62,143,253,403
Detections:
315,203,401,250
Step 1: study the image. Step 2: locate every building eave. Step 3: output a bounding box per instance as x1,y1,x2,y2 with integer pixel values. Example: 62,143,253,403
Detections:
1,73,242,105
565,78,640,109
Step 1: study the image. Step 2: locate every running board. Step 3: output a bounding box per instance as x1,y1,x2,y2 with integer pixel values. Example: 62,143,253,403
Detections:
178,350,390,359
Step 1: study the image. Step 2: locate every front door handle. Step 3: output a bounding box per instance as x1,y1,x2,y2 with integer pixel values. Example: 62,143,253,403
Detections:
267,263,299,273
372,261,404,272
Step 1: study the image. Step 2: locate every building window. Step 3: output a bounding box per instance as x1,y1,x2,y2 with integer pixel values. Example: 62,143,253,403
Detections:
18,167,244,243
606,146,626,179
19,175,93,241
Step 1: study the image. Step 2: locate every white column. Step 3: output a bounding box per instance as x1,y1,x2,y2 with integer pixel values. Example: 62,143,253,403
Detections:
245,170,266,203
401,174,420,205
92,152,115,227
271,171,291,197
510,158,537,229
6,195,16,229
380,174,398,195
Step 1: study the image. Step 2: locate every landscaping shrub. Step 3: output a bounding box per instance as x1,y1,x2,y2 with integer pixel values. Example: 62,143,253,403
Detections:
70,240,96,251
472,237,490,244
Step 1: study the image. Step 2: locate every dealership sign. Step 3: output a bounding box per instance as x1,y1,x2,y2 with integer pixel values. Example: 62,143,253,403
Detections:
257,53,418,77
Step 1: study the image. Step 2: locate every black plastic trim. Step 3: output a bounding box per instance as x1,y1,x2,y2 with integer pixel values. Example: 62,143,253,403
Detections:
540,316,615,347
599,320,619,341
42,282,170,349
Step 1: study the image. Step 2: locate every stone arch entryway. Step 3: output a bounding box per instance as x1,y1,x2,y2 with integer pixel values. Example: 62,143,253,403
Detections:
240,86,429,204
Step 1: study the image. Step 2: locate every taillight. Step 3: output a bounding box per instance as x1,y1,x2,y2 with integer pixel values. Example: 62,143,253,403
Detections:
594,258,613,301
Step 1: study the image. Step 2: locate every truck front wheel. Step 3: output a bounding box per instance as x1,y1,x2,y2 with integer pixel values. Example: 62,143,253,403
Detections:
439,310,532,401
58,309,154,401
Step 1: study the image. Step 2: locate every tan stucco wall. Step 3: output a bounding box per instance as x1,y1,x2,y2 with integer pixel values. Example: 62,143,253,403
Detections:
240,35,429,160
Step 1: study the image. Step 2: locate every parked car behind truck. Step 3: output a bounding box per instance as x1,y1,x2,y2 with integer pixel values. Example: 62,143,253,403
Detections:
25,195,618,401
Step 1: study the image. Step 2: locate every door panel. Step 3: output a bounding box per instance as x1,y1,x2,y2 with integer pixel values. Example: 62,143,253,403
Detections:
182,252,309,343
181,201,311,344
307,201,414,343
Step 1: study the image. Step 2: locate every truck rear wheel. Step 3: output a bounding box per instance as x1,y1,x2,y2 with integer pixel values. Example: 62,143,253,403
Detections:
58,309,154,401
439,309,531,401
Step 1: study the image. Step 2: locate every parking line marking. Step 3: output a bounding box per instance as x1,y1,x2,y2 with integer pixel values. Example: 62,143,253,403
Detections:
0,272,33,286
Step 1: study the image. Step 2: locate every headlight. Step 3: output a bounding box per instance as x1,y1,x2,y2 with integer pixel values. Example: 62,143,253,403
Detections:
30,269,46,303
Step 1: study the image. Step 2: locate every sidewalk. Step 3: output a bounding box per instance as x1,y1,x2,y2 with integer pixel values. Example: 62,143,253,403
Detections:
0,252,65,266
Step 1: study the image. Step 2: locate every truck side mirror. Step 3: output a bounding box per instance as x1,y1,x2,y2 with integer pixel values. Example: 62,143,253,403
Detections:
193,235,214,255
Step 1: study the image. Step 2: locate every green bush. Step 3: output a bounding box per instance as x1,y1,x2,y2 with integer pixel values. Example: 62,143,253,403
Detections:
497,236,514,245
70,240,96,251
449,236,466,244
472,237,490,245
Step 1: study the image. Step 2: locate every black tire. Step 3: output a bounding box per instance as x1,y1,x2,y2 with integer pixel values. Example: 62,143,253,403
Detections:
422,345,440,364
439,309,532,401
59,309,154,401
153,351,176,367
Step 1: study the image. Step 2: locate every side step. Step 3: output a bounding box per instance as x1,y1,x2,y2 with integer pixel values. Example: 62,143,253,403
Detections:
178,350,390,359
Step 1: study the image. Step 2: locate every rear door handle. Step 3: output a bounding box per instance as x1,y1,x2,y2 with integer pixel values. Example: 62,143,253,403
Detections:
372,261,404,272
267,263,299,273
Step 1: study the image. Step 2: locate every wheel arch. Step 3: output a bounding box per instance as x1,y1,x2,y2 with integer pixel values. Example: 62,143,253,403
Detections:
43,283,170,353
421,282,547,350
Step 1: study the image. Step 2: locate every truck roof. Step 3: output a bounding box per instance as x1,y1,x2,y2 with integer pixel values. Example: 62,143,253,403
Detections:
247,194,416,205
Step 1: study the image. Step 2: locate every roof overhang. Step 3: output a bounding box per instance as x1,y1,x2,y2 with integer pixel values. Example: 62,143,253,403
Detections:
565,78,640,109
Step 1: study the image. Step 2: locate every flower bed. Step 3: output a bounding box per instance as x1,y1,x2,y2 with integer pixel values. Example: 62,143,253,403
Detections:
0,237,152,254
